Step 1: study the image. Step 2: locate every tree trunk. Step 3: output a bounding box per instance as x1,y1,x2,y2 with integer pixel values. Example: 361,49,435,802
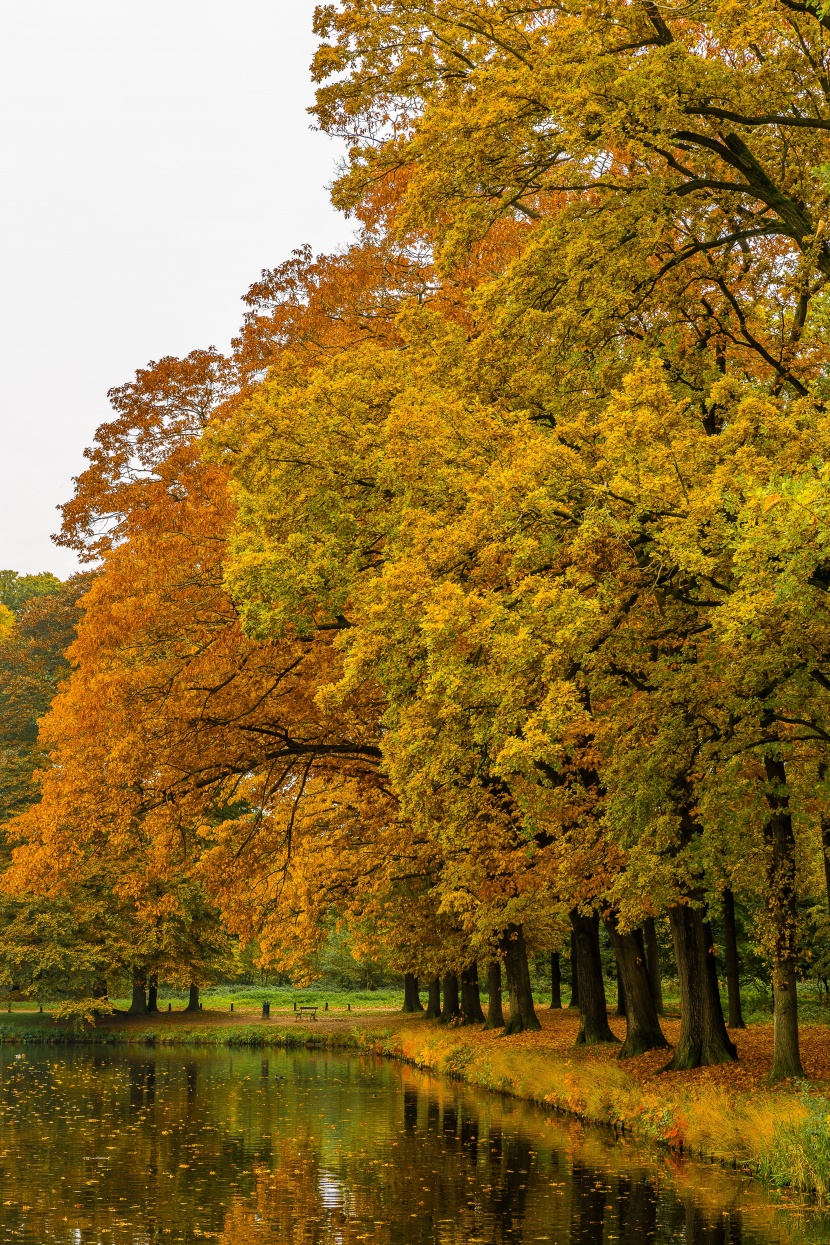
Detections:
664,902,737,1070
439,973,461,1024
818,764,830,921
605,916,668,1059
128,971,147,1016
402,973,423,1013
569,930,580,1009
722,888,746,1030
425,976,441,1019
146,976,159,1015
616,961,626,1016
500,924,541,1033
185,983,200,1013
643,917,664,1015
549,951,562,1009
571,910,618,1045
460,963,486,1024
485,962,505,1029
764,756,804,1079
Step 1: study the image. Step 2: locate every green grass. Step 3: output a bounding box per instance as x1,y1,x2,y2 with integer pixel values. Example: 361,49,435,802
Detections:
759,1094,830,1201
11,975,830,1022
107,984,405,1014
0,1007,53,1024
10,973,830,1023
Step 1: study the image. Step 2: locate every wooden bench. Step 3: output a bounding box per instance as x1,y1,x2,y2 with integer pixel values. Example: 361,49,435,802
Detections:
295,1005,318,1022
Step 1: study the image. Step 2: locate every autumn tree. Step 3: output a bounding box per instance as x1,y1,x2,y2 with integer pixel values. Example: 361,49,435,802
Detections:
11,331,393,1003
0,573,117,1002
298,0,830,1072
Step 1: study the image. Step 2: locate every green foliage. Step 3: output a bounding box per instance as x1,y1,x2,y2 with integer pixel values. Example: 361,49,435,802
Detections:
312,922,396,990
0,571,61,615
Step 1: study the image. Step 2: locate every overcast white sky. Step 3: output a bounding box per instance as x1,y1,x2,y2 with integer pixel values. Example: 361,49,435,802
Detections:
0,0,354,575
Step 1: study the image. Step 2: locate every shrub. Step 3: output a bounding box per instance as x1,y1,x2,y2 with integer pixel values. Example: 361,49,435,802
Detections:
759,1095,830,1203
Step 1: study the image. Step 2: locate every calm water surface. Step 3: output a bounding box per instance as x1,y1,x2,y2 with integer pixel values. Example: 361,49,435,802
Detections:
0,1046,822,1244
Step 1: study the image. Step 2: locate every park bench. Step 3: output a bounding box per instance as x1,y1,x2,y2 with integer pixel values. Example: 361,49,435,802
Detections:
295,1005,318,1022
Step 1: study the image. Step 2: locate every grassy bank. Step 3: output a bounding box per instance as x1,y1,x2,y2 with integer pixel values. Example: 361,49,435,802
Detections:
345,1021,815,1181
2,1004,830,1201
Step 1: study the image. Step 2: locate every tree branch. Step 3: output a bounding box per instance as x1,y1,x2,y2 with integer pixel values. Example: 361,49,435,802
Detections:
687,105,830,131
778,0,830,35
642,1,674,44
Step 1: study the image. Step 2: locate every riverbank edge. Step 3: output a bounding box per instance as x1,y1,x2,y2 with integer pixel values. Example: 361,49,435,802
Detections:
0,1014,824,1195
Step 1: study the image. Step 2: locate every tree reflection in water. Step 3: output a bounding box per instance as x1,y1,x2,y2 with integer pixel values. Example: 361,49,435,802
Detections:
0,1048,819,1244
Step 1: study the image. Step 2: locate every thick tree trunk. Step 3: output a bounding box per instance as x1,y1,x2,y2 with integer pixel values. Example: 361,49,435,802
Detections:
818,764,830,920
460,963,486,1024
402,973,424,1013
128,971,147,1016
500,924,541,1033
185,983,200,1013
549,951,562,1009
440,973,461,1024
722,889,746,1030
569,930,580,1009
605,916,668,1059
664,902,737,1070
146,976,159,1015
485,962,505,1029
616,961,626,1016
571,910,618,1045
643,917,664,1015
764,756,804,1079
425,977,441,1019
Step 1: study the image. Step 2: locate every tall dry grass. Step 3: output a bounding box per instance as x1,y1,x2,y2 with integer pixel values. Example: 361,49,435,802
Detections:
352,1023,824,1194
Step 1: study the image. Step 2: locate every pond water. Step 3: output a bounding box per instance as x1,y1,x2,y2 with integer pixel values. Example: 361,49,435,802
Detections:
0,1046,823,1244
